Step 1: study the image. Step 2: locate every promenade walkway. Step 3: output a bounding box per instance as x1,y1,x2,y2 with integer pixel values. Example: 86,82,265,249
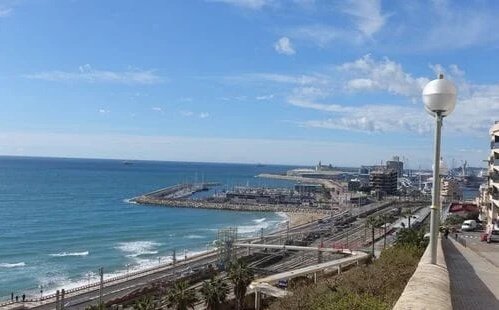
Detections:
442,237,499,310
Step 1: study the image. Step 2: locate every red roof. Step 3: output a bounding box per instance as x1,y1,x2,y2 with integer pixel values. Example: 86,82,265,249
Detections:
449,202,478,213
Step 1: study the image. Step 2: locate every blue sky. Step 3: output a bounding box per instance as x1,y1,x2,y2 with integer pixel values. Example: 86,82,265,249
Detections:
0,0,498,167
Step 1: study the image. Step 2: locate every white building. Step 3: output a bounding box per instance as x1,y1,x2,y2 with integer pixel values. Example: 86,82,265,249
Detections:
486,122,499,225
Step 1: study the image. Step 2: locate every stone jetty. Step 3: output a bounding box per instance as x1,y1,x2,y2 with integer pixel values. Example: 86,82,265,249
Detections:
131,195,331,214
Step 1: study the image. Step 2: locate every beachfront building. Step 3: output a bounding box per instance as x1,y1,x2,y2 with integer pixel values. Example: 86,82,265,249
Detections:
369,168,398,195
487,121,499,225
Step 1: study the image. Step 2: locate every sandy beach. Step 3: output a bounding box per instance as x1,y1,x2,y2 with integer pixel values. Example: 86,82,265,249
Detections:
284,211,330,228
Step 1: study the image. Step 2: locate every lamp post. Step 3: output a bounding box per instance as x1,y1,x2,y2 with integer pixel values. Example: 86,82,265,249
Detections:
126,263,131,279
422,73,457,264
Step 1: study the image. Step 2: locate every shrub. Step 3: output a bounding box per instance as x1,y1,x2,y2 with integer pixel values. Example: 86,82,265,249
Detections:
311,289,387,310
445,214,464,225
395,228,428,249
269,243,423,309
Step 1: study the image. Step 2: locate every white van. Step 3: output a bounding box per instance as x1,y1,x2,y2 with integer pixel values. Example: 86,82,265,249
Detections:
461,220,477,231
487,223,499,243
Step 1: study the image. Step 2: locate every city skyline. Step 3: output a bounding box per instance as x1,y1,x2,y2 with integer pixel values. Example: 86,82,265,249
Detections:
0,0,498,167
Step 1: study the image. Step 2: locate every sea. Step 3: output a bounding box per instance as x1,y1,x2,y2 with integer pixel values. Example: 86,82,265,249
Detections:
0,156,297,299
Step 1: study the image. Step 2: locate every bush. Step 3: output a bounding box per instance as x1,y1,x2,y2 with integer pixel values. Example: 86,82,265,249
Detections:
311,289,387,310
268,244,423,310
445,214,464,226
395,228,428,249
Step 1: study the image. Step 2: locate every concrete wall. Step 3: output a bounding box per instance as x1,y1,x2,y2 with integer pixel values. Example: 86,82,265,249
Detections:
393,237,451,310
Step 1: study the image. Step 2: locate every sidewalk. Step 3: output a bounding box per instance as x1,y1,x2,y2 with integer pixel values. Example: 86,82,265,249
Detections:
442,238,499,309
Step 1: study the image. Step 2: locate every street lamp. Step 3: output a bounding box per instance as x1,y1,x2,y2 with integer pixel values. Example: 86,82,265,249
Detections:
422,73,457,264
126,263,131,279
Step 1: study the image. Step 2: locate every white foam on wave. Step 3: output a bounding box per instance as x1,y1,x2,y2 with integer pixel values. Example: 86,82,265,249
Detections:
116,241,161,257
0,262,26,268
253,218,266,223
38,248,212,298
185,234,205,239
123,198,137,204
275,211,289,223
49,251,89,257
238,221,273,235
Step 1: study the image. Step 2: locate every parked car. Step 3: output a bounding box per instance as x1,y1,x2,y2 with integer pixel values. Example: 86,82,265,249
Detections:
487,230,499,243
487,224,499,243
461,219,478,231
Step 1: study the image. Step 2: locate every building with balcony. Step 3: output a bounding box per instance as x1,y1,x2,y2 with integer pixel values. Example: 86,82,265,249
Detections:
486,121,499,225
369,168,397,195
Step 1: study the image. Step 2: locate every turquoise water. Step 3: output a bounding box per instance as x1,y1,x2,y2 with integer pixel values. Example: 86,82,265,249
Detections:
0,157,295,298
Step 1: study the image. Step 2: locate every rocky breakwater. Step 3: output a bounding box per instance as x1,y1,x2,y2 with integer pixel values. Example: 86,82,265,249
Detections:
131,196,331,214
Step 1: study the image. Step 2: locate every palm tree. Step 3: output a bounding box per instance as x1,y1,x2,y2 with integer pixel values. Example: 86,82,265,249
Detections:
134,296,155,310
200,277,229,310
228,259,254,310
366,216,384,257
166,280,197,310
403,208,415,229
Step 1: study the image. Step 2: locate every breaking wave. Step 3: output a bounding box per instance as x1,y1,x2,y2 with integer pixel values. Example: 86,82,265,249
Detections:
49,251,89,257
0,262,26,268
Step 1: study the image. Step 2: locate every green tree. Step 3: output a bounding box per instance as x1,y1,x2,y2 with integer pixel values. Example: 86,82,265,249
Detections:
201,277,229,310
395,228,427,250
134,296,155,310
444,214,464,225
228,259,254,310
166,281,197,310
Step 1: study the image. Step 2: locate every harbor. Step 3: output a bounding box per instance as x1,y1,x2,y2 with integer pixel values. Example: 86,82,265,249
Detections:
0,198,428,310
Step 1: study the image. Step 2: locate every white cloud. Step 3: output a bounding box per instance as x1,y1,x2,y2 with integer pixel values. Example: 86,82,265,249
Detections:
208,0,273,10
241,73,329,85
302,104,431,134
24,64,162,85
152,107,163,113
296,61,499,137
0,7,12,17
341,0,387,37
274,37,296,55
199,112,210,118
339,54,429,97
256,94,274,100
98,109,110,114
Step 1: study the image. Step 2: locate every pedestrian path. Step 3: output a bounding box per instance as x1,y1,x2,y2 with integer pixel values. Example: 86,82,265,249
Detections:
442,238,499,309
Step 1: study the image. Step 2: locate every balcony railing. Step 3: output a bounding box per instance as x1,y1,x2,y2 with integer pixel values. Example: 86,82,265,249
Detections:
491,141,499,150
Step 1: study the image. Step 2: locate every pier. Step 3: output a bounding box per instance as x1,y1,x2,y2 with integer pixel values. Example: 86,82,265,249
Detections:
139,182,220,199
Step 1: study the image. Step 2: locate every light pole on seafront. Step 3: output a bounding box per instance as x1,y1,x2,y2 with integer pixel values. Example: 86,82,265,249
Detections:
422,73,457,265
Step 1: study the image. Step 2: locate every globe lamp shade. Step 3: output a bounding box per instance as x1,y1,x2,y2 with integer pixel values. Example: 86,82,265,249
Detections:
422,75,457,117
